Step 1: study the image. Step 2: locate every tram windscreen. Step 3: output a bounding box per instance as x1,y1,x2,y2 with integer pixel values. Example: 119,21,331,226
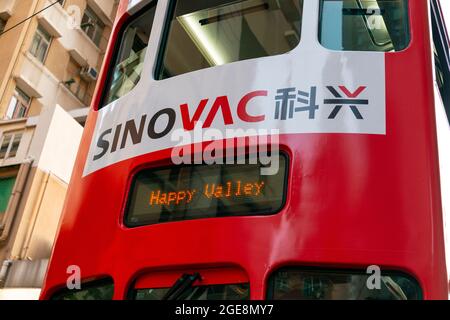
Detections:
125,157,287,227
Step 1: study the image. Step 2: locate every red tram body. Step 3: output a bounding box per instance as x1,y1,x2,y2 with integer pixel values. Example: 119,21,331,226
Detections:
41,0,450,300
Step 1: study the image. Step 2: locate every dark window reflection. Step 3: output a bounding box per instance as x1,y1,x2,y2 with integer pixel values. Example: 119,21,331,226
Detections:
269,269,422,300
51,279,114,300
320,0,410,52
102,4,157,107
133,283,250,300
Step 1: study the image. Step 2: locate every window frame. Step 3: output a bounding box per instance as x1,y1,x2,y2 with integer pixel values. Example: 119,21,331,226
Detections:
98,1,157,110
154,0,305,81
64,57,90,104
153,0,177,81
0,135,11,160
0,131,23,161
318,0,412,53
29,25,52,63
5,88,31,120
81,5,105,47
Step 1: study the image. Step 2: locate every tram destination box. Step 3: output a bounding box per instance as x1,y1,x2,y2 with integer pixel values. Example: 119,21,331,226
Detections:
125,156,288,227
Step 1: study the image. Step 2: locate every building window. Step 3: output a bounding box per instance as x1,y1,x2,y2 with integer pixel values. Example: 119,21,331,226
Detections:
0,176,16,216
319,0,410,52
0,132,23,160
81,6,105,46
156,0,304,80
75,78,88,103
0,18,6,34
5,88,31,120
64,58,90,104
101,3,157,107
29,25,52,63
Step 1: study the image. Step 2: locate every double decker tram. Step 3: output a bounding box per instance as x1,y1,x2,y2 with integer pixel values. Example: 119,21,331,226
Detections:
41,0,450,300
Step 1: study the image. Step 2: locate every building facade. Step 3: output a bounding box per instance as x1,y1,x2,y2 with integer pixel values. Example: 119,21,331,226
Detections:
0,0,118,297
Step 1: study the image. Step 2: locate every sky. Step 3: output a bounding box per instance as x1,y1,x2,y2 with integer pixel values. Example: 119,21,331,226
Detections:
443,1,450,29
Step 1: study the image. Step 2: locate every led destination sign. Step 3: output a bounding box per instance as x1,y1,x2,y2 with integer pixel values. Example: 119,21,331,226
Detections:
125,157,287,227
149,181,266,206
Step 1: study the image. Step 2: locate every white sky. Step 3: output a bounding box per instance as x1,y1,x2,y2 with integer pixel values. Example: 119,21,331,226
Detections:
442,1,450,28
438,1,450,294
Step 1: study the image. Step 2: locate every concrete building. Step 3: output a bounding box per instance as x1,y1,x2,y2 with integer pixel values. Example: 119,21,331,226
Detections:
0,0,118,298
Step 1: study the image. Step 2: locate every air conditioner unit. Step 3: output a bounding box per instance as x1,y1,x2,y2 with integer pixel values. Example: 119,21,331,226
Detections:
80,66,98,82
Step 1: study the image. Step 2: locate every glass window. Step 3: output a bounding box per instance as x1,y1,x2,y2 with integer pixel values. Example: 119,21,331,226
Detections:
5,88,31,120
8,133,22,159
101,3,156,108
0,132,23,160
157,0,304,80
51,278,114,300
268,268,422,300
0,177,16,214
29,25,52,62
319,0,410,52
125,156,287,227
64,58,91,105
81,6,105,46
0,135,11,159
133,283,249,300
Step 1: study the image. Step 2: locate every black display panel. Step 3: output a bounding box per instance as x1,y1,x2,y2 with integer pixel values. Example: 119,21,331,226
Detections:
125,156,287,227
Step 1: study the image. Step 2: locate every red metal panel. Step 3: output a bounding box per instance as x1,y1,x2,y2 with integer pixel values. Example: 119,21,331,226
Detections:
134,267,249,289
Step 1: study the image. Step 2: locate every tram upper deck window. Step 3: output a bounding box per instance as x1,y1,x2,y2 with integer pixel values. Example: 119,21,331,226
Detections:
319,0,410,52
133,283,250,300
268,269,422,300
51,278,114,300
156,0,304,80
101,3,157,108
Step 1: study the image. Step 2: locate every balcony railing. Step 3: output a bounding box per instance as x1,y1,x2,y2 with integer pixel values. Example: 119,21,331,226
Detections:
15,53,85,112
88,0,115,25
37,0,102,68
37,1,66,37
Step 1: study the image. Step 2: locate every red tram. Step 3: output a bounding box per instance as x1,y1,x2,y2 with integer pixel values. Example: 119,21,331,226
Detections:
41,0,450,300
